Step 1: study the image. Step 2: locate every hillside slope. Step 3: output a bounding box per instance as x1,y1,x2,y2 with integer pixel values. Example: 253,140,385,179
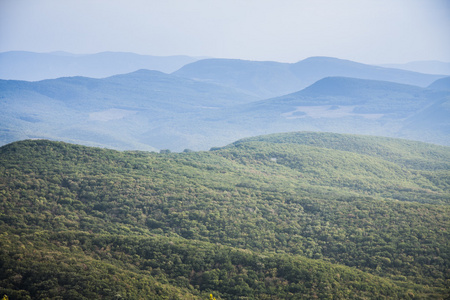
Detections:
1,133,449,299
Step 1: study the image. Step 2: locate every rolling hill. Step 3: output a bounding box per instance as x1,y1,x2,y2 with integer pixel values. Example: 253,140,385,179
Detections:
173,56,445,99
0,51,201,81
0,132,449,299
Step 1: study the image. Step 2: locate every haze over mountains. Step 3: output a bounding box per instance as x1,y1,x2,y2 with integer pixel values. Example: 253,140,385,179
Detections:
0,69,257,151
173,56,444,99
1,52,449,151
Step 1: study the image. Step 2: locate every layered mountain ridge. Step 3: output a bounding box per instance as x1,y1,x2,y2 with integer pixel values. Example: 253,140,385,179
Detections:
173,56,444,98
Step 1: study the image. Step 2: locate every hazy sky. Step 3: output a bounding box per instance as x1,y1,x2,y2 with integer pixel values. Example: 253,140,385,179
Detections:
1,0,449,64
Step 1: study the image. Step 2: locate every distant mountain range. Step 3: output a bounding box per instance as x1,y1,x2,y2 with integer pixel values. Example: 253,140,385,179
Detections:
0,51,202,81
1,51,445,92
173,56,445,98
1,53,449,151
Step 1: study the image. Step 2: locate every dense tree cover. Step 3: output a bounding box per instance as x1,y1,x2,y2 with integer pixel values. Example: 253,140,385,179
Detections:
0,132,449,299
1,231,443,299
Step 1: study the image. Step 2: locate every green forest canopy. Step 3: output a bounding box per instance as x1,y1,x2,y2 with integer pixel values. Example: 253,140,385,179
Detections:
0,132,449,299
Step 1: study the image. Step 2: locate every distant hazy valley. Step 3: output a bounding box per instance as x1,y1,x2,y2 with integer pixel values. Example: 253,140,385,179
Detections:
1,51,449,151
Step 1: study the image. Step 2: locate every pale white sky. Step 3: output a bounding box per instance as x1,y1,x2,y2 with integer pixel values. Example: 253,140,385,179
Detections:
1,0,449,64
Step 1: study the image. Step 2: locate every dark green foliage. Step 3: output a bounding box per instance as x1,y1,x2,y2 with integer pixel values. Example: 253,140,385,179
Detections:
0,132,449,299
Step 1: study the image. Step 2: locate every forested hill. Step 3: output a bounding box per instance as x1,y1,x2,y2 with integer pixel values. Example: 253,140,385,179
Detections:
0,132,449,299
227,132,450,171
